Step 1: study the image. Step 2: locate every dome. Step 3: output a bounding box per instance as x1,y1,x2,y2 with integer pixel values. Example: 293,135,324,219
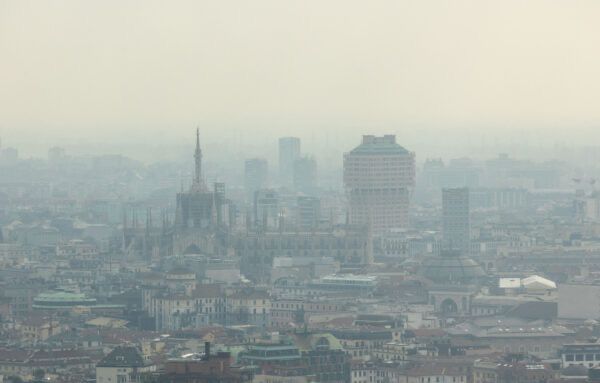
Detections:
420,251,486,283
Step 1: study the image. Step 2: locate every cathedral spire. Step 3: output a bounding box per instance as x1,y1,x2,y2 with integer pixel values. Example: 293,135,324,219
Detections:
194,127,202,186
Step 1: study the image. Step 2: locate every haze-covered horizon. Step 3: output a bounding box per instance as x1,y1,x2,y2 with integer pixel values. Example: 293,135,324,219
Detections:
2,0,600,161
2,127,598,167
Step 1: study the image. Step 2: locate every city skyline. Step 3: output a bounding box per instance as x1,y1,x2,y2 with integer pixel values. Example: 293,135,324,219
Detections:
3,2,600,382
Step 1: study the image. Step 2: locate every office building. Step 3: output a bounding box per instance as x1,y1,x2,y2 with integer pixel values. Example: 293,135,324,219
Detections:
343,135,415,233
279,137,301,186
244,158,268,202
293,155,317,195
442,187,470,254
253,189,280,230
297,196,320,229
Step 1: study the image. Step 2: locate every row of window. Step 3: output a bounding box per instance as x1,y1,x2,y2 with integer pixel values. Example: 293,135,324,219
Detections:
565,353,600,362
272,302,338,310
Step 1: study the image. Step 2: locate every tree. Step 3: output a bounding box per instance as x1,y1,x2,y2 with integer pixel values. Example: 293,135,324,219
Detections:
33,368,46,381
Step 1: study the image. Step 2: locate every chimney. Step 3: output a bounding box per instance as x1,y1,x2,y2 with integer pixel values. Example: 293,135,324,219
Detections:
204,342,210,360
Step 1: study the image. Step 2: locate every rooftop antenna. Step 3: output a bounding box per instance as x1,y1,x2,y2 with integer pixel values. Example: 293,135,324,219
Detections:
194,127,203,187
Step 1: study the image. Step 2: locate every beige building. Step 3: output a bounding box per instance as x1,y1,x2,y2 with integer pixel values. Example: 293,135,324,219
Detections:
19,316,62,343
270,298,345,328
146,285,226,331
344,135,415,234
372,341,409,363
227,289,271,327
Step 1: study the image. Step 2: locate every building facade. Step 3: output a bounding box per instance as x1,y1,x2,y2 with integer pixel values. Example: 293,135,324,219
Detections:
173,130,234,255
279,137,301,187
293,156,317,196
442,187,471,255
96,346,156,383
344,135,415,234
236,225,372,283
245,158,269,202
296,196,320,229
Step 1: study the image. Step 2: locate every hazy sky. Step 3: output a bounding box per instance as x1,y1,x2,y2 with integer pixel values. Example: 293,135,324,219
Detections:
1,0,600,158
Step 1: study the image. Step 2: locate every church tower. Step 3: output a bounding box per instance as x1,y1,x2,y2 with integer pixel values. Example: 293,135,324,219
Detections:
192,128,206,192
173,129,231,255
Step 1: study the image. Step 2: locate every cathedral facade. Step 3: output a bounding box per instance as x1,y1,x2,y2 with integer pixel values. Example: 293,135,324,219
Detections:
173,129,234,255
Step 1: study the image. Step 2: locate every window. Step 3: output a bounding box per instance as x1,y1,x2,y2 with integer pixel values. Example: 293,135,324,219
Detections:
576,354,584,361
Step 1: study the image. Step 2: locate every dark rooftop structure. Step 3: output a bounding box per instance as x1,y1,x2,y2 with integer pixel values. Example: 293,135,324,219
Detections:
420,251,486,284
349,135,410,156
97,346,147,368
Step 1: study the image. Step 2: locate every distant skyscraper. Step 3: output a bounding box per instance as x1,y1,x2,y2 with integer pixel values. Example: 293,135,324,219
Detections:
278,137,301,186
293,156,317,195
254,189,280,230
297,196,320,229
343,135,415,233
442,187,471,255
244,158,268,201
48,147,66,163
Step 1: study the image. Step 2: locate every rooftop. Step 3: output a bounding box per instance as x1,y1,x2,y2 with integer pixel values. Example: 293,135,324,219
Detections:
348,135,410,156
420,253,486,283
34,291,96,303
97,346,150,368
321,274,377,282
